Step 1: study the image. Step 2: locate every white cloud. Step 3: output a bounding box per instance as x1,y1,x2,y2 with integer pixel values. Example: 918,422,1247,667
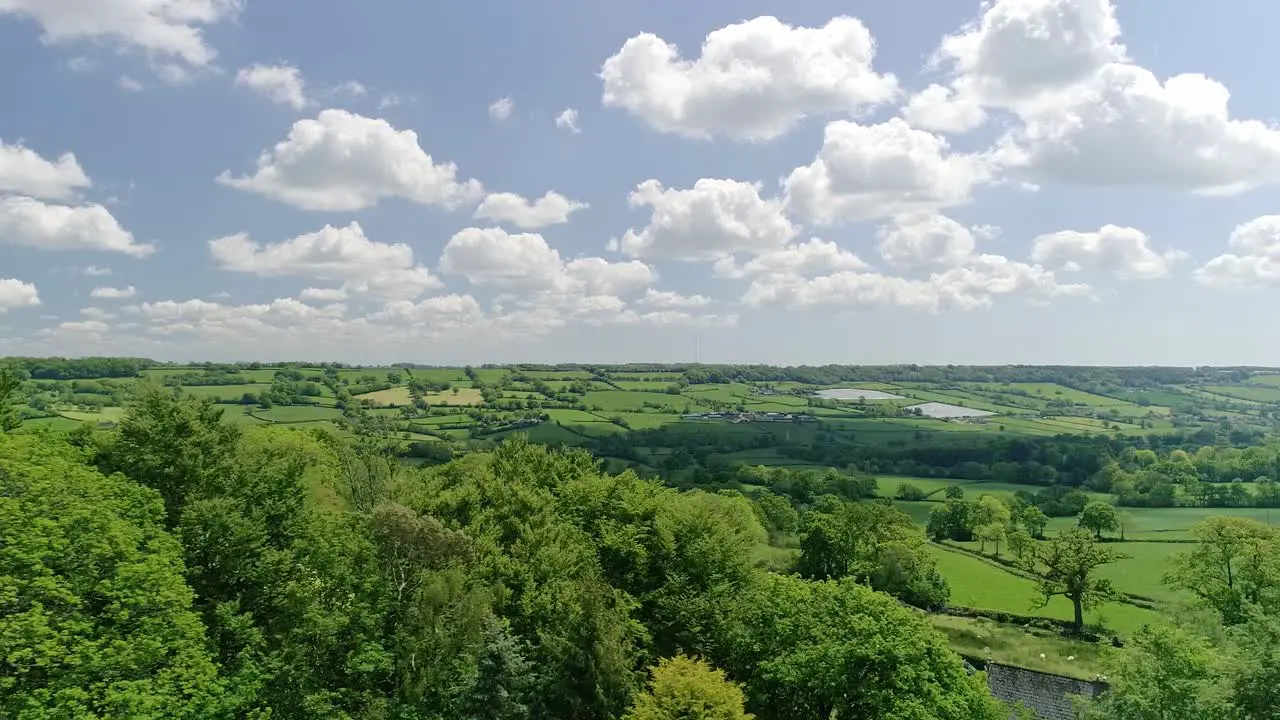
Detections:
440,227,654,296
918,0,1280,194
235,63,308,109
299,287,348,301
713,238,868,279
474,191,587,229
209,222,441,300
217,109,484,211
82,265,113,276
90,285,137,298
0,0,240,69
601,15,898,141
117,75,144,92
52,319,110,335
489,97,513,121
876,214,978,269
1194,216,1280,287
555,108,581,134
638,289,712,308
742,255,1089,312
79,306,114,320
620,178,796,261
783,119,994,225
932,0,1125,111
995,64,1280,194
902,84,987,134
0,278,40,313
1031,224,1185,279
0,196,153,256
0,140,91,200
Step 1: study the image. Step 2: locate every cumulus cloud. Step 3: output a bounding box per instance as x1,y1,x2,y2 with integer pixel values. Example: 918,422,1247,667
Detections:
1195,216,1280,287
218,109,484,211
638,289,712,308
932,0,1125,111
0,0,241,70
489,97,514,121
902,84,987,134
0,278,40,313
209,221,441,300
876,214,978,269
620,178,796,261
0,140,91,200
1031,224,1185,279
783,119,994,224
474,191,587,229
742,255,1089,312
235,63,308,109
713,238,868,279
601,15,898,140
555,108,581,134
90,285,137,298
0,196,154,256
82,265,113,276
440,227,654,296
916,0,1280,193
995,64,1280,194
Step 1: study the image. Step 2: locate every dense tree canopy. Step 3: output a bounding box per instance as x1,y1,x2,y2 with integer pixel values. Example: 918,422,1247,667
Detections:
0,433,226,719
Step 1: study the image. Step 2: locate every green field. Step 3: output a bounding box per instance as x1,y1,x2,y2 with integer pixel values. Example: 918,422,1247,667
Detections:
1202,385,1280,403
253,406,344,423
60,406,127,422
931,546,1163,636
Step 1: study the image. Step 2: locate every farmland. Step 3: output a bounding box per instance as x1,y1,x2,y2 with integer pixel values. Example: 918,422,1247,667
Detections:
6,359,1280,681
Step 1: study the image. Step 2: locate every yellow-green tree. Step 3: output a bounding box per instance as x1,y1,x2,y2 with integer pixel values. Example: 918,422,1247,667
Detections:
625,655,752,720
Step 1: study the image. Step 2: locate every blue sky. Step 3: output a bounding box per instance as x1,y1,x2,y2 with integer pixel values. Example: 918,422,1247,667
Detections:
2,0,1279,365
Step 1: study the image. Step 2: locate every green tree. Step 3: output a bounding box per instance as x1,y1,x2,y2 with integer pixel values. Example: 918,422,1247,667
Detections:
0,432,227,719
624,655,753,720
723,574,1006,720
970,495,1011,555
1024,529,1125,633
100,384,240,523
1007,527,1035,561
797,500,948,608
1078,501,1120,540
1020,505,1049,539
1081,624,1234,720
0,364,23,432
1165,517,1280,624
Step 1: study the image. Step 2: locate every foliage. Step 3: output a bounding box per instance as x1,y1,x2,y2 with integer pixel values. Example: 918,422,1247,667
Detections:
1078,501,1121,539
1165,517,1280,624
1080,624,1235,720
721,574,1007,720
798,500,949,609
1023,529,1126,633
0,433,227,719
0,364,22,432
624,655,753,720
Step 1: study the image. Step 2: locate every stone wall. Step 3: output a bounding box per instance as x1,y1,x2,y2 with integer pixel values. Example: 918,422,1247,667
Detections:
983,662,1107,719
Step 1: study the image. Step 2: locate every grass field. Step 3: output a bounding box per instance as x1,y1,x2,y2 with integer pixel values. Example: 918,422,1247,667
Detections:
1201,385,1280,403
931,546,1163,635
253,406,344,423
356,386,413,405
927,614,1106,680
59,406,127,422
179,383,274,401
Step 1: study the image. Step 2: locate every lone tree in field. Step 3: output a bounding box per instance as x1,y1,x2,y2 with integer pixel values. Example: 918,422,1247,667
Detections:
1024,528,1126,634
1078,501,1120,540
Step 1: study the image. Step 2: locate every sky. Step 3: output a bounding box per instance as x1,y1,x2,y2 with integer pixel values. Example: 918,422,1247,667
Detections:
2,0,1280,366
